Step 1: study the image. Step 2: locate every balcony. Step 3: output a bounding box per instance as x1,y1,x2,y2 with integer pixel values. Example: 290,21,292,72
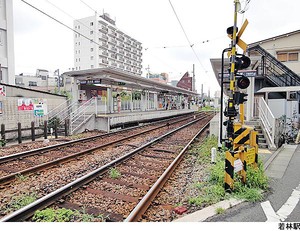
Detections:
117,35,125,41
99,27,108,33
102,51,109,56
99,35,108,41
101,59,109,64
101,43,109,49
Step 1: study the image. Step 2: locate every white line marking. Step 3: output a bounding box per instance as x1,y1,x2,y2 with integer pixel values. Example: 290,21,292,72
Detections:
261,184,300,222
261,201,280,222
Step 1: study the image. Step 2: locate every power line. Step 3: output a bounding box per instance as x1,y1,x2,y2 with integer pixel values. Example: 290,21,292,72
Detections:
21,0,101,47
168,0,208,74
80,0,97,15
144,35,225,50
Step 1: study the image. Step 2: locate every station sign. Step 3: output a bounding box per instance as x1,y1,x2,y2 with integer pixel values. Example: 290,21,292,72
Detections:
80,79,102,85
218,70,256,79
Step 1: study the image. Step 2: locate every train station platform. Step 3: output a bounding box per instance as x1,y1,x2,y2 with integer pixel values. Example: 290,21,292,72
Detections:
75,108,198,133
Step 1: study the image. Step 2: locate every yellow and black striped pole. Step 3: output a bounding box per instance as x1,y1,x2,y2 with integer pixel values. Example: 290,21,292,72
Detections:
224,0,240,193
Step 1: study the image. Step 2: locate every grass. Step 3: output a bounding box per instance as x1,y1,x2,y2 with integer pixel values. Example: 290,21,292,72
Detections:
109,168,121,179
5,192,37,213
215,207,225,214
32,208,106,222
15,174,28,182
188,136,269,207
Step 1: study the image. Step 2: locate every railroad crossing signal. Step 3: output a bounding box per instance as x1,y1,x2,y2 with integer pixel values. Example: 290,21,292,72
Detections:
227,19,249,53
223,0,258,193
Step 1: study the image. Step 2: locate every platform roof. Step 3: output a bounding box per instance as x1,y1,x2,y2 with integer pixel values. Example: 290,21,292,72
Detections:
63,67,199,96
257,86,300,93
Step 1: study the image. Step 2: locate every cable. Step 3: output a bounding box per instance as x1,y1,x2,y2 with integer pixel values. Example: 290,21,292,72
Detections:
80,0,97,15
21,0,101,47
144,35,226,50
168,0,208,74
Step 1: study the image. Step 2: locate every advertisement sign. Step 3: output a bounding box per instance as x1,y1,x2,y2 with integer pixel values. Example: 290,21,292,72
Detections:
78,90,87,101
0,85,6,97
33,99,47,117
18,98,34,111
17,98,48,116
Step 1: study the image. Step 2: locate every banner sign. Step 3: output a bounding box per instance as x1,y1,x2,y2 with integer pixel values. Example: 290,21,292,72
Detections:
0,85,6,97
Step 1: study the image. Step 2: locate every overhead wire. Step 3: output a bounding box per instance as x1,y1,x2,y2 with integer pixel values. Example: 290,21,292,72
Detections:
168,0,208,74
20,0,102,47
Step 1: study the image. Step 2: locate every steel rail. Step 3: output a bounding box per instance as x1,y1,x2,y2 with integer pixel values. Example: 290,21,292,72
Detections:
125,121,210,222
0,114,210,222
0,112,197,165
0,113,202,185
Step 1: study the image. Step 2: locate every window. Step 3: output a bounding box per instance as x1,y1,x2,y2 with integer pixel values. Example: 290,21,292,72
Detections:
277,51,299,62
289,53,298,61
29,81,37,86
91,56,94,60
91,48,94,52
90,31,94,35
90,22,94,26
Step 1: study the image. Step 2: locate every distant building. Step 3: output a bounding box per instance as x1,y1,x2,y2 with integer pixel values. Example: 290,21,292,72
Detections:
176,72,192,91
15,70,57,92
0,0,15,85
169,80,178,87
74,13,143,75
148,73,169,84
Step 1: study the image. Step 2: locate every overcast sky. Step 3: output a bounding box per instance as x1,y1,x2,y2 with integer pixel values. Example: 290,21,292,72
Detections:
12,0,300,95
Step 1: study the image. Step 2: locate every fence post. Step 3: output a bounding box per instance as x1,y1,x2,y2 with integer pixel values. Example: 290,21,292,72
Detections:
31,121,35,141
65,119,70,137
44,121,48,139
18,122,22,144
1,124,5,141
54,120,58,139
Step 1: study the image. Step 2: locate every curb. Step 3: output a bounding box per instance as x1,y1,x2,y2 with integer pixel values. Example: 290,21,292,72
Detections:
173,198,244,222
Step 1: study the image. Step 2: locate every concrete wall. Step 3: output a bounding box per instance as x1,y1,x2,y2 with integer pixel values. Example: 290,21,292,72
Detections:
0,84,67,132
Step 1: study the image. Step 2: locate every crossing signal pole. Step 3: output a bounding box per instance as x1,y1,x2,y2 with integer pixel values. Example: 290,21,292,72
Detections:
223,0,258,192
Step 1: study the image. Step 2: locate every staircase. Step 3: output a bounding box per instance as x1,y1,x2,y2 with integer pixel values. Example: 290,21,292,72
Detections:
248,45,300,88
245,119,268,149
47,98,96,136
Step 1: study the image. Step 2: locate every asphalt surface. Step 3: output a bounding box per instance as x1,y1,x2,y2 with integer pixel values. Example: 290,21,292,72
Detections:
204,144,300,222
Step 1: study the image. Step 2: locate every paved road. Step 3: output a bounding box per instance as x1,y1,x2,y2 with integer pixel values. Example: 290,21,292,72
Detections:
205,144,300,222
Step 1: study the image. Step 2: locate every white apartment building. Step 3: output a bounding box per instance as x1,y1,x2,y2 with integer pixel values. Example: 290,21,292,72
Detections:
74,13,143,75
0,0,15,85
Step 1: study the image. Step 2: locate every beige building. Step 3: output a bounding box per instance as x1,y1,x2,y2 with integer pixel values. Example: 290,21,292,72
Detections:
249,30,300,75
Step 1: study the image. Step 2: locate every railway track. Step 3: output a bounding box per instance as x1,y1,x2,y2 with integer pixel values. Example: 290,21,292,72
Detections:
0,113,201,185
1,112,213,222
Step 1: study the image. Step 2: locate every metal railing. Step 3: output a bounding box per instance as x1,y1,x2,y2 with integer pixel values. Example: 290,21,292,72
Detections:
47,99,77,126
257,97,276,149
70,98,96,134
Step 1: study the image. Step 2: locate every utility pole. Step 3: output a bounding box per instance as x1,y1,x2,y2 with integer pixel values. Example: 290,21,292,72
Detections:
55,69,60,93
192,64,196,92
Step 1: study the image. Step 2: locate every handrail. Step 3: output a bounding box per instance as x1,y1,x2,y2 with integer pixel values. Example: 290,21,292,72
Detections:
47,100,77,126
70,98,96,134
258,97,276,149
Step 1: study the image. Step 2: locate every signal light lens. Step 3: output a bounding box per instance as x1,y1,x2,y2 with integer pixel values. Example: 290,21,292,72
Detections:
235,55,251,70
237,76,250,89
227,26,239,36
